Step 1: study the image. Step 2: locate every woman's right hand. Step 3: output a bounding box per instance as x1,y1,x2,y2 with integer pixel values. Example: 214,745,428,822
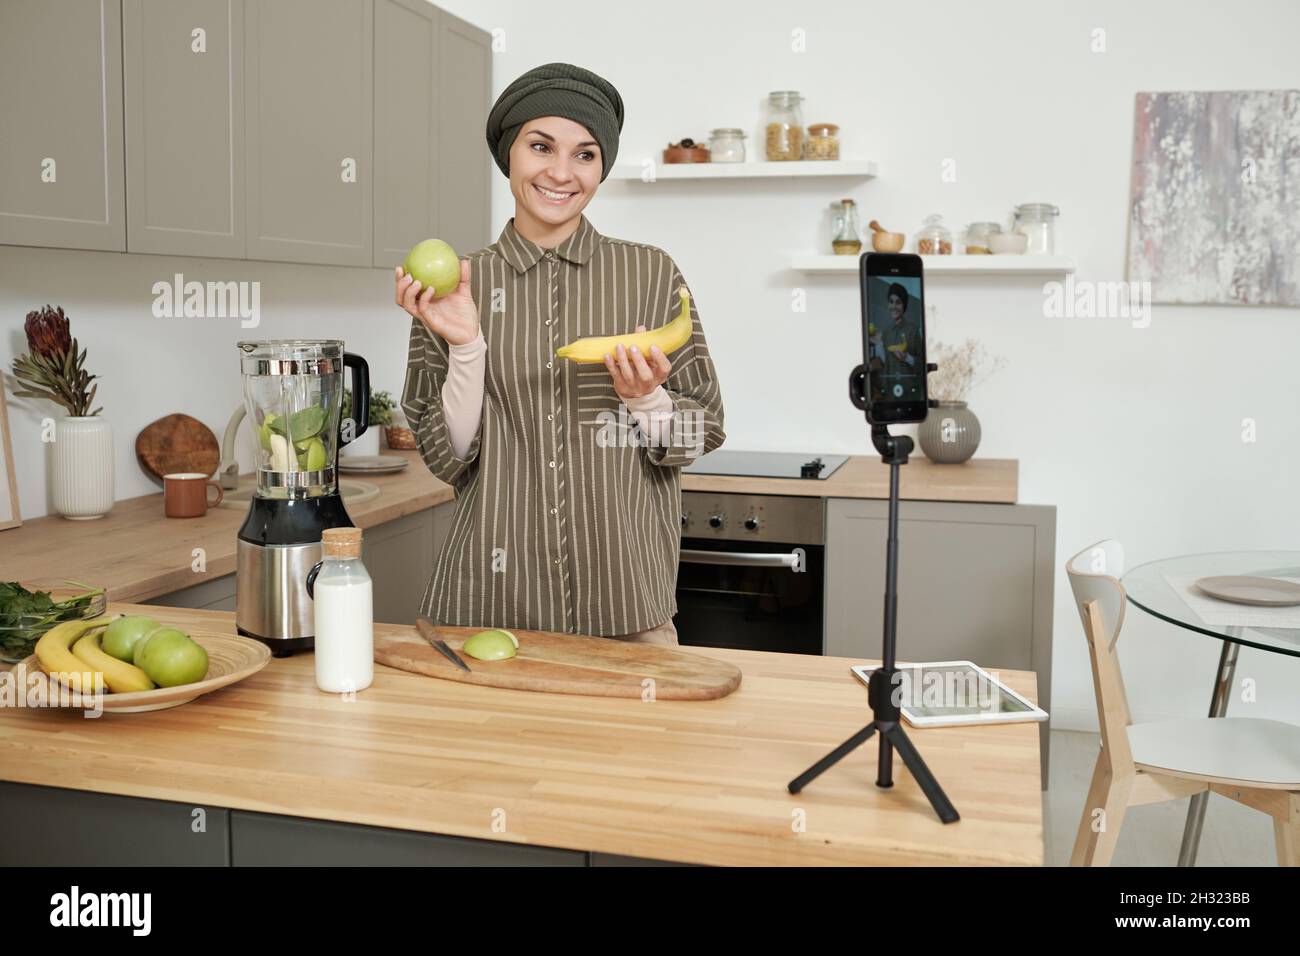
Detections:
395,259,480,346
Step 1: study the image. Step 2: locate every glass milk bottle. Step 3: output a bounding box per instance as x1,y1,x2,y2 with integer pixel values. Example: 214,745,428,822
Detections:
307,527,373,693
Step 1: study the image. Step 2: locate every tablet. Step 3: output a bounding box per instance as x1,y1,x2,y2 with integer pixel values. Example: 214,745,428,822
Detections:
850,660,1048,728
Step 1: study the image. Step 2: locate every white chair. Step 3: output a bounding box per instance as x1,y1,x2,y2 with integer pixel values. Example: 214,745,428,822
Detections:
1067,539,1300,866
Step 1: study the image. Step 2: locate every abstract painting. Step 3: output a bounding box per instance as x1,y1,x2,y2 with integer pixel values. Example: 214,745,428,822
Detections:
1127,90,1300,306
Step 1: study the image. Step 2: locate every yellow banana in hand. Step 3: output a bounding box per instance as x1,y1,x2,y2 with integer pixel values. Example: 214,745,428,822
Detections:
72,629,155,693
34,616,111,694
556,286,693,364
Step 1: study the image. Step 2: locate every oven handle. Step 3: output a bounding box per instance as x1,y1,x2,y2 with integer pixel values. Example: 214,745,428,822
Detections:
679,548,805,571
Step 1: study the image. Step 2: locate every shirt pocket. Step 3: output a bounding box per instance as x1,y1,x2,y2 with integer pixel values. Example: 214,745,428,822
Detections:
573,364,627,430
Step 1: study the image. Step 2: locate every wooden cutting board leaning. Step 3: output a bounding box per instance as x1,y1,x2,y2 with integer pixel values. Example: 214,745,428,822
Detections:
373,619,742,700
135,413,221,480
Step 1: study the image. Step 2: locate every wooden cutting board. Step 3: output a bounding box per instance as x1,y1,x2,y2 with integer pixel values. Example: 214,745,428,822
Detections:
373,622,742,700
135,413,220,479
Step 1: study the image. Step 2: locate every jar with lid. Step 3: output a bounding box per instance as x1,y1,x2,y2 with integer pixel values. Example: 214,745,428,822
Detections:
708,128,746,163
964,221,1002,254
1013,203,1060,254
916,214,953,255
764,91,804,161
307,527,374,694
804,123,840,160
830,199,862,255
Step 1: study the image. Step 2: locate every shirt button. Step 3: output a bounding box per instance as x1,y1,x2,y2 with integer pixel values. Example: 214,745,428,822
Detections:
547,414,553,421
549,460,556,468
544,251,554,260
550,508,557,515
545,320,551,326
546,361,552,369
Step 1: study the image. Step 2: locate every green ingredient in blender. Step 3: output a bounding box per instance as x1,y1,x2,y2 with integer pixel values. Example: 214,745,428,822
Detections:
271,406,327,441
258,413,278,452
298,437,327,471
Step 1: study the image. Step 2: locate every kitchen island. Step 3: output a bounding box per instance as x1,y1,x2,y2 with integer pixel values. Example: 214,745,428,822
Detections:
0,604,1043,867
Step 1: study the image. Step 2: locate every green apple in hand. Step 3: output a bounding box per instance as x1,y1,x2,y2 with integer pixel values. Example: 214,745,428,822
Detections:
402,239,461,297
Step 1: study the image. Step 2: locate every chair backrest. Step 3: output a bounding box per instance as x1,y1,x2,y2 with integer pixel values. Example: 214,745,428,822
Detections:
1065,539,1133,763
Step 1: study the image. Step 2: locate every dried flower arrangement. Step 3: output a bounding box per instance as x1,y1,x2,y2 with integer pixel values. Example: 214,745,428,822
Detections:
11,306,102,417
926,338,1005,404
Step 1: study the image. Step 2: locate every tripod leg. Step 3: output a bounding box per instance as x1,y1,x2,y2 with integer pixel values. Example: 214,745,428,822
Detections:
788,723,877,794
884,724,960,824
876,730,894,789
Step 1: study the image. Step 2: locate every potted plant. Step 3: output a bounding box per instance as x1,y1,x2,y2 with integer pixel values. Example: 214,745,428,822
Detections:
340,387,396,457
918,338,1005,464
10,307,114,518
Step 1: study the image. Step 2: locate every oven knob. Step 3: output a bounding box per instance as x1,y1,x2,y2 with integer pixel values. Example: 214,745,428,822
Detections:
744,516,759,531
708,514,724,530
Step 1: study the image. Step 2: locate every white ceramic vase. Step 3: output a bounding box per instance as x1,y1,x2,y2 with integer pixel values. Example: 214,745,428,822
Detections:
52,416,115,519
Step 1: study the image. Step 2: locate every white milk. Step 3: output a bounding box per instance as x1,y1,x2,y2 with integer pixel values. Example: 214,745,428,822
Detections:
312,529,374,694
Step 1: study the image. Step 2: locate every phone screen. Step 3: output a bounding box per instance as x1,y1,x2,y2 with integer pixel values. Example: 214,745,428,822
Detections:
862,260,927,423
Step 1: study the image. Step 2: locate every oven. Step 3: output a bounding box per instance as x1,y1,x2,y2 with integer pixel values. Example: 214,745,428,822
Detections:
673,492,824,655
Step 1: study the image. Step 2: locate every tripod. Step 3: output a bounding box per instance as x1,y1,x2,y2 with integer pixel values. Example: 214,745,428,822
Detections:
786,365,959,824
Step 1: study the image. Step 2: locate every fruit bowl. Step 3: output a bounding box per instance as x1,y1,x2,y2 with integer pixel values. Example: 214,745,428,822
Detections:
0,581,107,664
19,626,271,713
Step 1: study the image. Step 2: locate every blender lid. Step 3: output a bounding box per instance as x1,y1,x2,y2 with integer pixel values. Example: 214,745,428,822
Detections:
239,340,345,376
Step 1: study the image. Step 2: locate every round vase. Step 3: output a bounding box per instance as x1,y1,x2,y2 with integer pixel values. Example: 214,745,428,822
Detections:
918,401,981,464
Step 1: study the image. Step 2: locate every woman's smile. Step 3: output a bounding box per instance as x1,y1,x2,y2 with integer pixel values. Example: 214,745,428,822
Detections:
533,183,577,204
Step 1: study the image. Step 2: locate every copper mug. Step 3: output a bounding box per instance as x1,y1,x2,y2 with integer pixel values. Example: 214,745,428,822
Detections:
164,472,224,518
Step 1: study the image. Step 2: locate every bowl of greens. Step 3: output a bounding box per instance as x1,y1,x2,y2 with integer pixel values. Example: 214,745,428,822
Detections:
0,581,107,664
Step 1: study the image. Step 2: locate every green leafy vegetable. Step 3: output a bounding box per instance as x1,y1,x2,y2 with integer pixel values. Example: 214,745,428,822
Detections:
0,580,105,659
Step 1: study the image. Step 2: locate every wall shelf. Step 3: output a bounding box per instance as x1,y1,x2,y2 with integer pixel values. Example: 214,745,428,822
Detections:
791,254,1076,276
609,160,879,181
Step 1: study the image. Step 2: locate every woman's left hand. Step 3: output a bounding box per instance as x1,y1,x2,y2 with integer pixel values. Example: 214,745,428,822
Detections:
605,326,672,399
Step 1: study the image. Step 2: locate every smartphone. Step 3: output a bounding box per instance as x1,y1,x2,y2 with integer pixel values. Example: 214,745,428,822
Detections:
860,253,928,424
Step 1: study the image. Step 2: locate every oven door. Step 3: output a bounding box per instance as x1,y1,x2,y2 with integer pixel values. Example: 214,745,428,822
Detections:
673,537,824,655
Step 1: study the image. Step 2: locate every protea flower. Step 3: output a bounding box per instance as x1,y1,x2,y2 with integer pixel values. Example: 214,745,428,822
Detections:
11,305,101,417
24,305,71,359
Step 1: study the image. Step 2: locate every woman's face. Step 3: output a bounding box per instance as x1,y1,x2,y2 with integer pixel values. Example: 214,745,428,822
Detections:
509,116,602,227
888,293,904,321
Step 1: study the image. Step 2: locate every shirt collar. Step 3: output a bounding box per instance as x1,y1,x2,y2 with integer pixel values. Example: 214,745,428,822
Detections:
496,215,600,274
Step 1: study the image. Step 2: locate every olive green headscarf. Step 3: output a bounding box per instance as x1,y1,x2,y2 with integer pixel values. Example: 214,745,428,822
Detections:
485,62,624,182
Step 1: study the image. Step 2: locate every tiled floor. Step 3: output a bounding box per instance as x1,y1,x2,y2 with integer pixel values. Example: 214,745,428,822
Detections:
1045,729,1280,866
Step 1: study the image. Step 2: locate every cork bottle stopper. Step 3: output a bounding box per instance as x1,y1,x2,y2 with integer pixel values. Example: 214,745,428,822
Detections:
322,527,362,560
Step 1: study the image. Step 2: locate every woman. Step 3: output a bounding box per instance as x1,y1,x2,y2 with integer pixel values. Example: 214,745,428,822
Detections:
396,63,725,645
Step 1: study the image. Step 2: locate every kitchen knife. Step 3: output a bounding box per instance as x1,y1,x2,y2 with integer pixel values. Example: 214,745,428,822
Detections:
415,616,472,673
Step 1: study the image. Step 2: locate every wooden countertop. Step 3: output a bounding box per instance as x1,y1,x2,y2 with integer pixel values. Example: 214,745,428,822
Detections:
0,604,1043,866
682,456,1018,504
0,450,453,604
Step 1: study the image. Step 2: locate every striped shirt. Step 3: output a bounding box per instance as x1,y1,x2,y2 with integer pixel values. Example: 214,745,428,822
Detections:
400,214,726,636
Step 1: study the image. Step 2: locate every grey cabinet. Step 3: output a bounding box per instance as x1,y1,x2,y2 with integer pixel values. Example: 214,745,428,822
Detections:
824,498,1055,783
373,0,491,267
123,0,245,258
0,782,230,866
0,0,126,251
434,9,492,256
244,0,373,265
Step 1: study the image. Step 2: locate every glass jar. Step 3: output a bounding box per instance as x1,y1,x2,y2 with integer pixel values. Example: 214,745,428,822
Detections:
916,214,953,255
804,123,840,160
1013,203,1060,254
831,199,862,255
764,91,804,161
708,128,746,163
964,221,1002,254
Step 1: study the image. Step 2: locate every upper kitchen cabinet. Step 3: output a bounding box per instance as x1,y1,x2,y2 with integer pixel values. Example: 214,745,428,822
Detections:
373,1,491,267
123,0,246,258
0,0,126,252
244,0,373,266
433,10,491,257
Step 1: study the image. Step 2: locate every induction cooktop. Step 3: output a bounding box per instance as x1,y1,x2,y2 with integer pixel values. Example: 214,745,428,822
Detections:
682,449,849,480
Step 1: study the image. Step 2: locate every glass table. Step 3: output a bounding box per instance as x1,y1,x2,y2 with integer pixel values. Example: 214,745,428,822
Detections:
1122,551,1300,866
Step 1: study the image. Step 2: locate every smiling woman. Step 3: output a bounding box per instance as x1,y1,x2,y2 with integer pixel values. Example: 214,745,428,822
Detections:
395,63,726,645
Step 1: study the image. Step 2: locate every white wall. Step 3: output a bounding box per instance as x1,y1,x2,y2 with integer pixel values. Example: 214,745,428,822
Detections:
3,0,1297,730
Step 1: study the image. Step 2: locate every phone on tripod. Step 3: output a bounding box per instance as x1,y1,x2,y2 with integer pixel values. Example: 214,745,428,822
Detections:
860,253,927,424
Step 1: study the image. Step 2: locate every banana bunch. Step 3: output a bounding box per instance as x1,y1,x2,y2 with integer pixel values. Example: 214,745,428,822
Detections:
35,617,156,694
556,286,693,364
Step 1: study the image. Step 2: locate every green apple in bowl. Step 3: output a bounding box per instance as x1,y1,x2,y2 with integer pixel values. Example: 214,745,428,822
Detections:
101,615,161,662
135,627,209,687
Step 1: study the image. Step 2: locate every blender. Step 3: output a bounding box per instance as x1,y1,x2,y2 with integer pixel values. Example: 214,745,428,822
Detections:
234,340,369,654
